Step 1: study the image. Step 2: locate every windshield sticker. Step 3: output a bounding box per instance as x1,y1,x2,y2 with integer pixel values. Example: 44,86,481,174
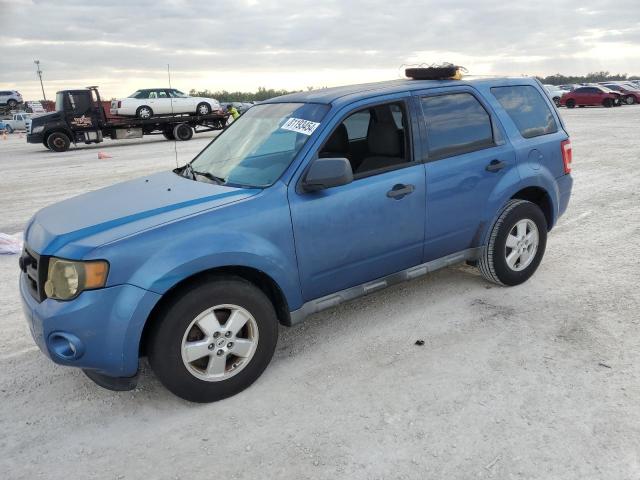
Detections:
281,117,320,136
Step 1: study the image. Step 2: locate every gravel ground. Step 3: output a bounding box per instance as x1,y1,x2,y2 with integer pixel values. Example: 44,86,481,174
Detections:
1,108,639,480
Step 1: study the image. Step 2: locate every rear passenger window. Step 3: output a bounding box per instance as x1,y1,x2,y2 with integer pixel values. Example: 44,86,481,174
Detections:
491,86,558,139
421,93,494,159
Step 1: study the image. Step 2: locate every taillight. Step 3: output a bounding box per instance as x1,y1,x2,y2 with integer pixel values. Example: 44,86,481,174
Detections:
561,139,572,174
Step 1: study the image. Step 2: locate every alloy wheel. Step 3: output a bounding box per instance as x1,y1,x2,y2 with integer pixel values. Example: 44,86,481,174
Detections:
181,304,259,382
504,219,539,272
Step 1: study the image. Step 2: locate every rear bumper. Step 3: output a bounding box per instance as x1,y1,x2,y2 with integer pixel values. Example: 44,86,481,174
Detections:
20,273,161,378
556,173,573,220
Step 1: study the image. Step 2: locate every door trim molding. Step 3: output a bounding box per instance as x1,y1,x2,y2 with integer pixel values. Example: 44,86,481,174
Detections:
288,247,483,326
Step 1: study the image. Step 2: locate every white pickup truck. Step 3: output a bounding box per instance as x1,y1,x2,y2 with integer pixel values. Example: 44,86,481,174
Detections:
2,112,32,132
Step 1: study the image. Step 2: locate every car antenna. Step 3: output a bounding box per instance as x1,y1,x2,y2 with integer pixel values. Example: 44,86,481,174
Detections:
167,63,179,169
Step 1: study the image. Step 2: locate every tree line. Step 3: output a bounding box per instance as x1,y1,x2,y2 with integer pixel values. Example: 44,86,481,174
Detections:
536,71,640,85
188,86,303,102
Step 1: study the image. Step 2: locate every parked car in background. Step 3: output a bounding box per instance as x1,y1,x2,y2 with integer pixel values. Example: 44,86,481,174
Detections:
0,90,23,108
600,83,640,104
559,86,620,108
19,75,572,402
110,88,221,119
226,102,253,114
558,84,581,92
3,112,32,132
543,85,565,106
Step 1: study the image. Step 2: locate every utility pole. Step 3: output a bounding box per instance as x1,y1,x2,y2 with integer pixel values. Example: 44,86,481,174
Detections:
34,60,46,101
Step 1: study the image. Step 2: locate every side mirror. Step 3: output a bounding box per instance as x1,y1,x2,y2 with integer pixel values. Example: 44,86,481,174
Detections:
302,157,353,192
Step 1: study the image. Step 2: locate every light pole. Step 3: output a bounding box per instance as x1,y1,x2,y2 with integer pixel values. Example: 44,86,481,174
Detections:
34,60,46,101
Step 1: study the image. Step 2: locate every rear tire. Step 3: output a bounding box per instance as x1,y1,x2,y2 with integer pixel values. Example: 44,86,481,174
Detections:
553,97,560,107
148,276,278,403
136,106,153,119
46,132,71,152
566,99,576,108
162,130,175,140
5,124,13,134
7,99,17,109
478,199,547,286
173,123,193,141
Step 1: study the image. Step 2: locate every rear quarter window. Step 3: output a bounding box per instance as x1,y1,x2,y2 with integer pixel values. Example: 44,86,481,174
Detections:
491,85,558,139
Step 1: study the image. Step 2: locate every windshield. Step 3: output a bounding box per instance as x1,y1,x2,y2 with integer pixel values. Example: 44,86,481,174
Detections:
190,102,329,187
128,90,142,98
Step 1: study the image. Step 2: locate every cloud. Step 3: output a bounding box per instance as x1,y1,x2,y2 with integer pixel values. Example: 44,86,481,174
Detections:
1,0,639,99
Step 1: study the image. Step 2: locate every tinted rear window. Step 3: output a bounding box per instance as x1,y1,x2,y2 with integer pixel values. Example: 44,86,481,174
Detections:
420,93,494,159
491,86,558,139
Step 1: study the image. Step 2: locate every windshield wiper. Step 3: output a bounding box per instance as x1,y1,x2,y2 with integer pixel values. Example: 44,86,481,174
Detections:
179,163,225,185
193,169,225,185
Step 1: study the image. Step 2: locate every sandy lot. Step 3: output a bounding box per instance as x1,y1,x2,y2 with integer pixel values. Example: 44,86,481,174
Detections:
1,108,639,480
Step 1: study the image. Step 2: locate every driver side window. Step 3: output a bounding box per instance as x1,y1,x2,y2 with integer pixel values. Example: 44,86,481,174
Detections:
319,102,411,178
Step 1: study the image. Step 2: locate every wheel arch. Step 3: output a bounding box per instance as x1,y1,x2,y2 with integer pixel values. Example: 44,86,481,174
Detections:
510,186,553,230
139,265,291,356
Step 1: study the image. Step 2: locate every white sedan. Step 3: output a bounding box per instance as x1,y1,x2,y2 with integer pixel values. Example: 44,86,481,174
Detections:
543,85,565,106
110,88,221,119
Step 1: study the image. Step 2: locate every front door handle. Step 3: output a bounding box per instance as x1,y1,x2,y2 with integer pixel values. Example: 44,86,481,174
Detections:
387,183,415,200
486,159,506,172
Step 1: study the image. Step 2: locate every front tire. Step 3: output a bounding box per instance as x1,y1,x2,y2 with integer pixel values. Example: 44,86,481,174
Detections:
479,199,547,286
196,102,212,116
136,106,153,119
7,99,17,109
46,132,71,152
148,276,278,403
566,99,576,108
602,98,613,108
626,95,636,105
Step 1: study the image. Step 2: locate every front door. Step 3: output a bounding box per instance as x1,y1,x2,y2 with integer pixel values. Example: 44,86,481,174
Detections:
289,100,426,301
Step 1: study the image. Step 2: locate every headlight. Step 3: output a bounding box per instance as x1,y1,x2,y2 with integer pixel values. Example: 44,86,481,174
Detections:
44,258,109,301
31,125,44,133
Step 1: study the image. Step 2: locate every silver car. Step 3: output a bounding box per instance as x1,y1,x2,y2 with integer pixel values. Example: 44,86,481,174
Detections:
0,90,23,108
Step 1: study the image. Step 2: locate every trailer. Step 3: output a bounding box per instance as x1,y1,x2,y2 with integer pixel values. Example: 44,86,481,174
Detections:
26,86,229,152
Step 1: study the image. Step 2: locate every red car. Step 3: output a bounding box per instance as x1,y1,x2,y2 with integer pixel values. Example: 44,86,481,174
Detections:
601,84,640,104
559,86,621,108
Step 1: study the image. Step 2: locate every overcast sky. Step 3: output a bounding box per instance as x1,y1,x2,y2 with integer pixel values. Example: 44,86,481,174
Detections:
2,0,639,100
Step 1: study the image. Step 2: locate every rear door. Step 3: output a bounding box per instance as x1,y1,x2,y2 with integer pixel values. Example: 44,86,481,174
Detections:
414,87,517,261
288,98,426,301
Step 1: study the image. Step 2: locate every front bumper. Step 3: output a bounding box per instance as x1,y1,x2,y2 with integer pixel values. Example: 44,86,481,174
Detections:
26,132,44,144
20,273,161,378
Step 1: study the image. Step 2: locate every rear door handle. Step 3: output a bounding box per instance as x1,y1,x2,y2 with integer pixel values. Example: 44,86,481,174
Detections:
486,159,506,172
387,183,415,200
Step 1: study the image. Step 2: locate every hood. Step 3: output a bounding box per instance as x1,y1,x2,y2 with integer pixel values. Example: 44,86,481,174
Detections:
29,111,61,126
25,171,260,256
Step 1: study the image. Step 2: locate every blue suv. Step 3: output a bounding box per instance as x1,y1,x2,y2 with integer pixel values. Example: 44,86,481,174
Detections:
19,75,573,402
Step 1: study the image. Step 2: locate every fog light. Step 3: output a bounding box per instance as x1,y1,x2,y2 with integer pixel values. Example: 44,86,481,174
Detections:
48,332,84,360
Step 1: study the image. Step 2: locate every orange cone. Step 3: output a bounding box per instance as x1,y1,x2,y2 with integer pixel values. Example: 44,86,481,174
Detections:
97,151,112,159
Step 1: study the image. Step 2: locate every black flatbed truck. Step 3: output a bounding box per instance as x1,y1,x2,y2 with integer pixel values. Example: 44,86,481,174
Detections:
26,86,229,152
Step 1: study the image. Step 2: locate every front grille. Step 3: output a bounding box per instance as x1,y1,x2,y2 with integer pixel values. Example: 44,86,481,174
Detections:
19,247,48,302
